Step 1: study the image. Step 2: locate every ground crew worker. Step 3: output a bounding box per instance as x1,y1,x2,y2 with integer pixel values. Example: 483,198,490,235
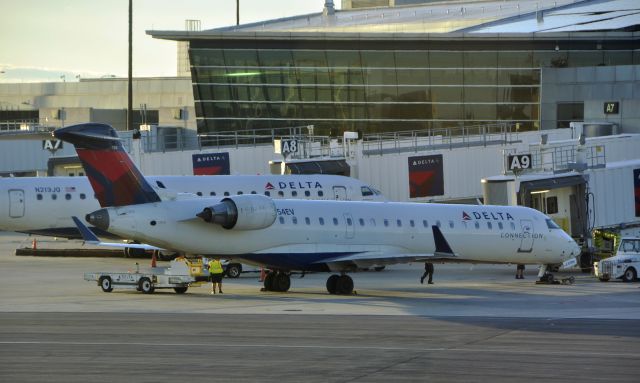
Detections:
208,258,224,294
420,262,434,284
515,264,525,279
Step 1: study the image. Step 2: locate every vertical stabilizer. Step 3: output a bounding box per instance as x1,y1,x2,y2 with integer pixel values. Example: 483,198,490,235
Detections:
53,123,160,207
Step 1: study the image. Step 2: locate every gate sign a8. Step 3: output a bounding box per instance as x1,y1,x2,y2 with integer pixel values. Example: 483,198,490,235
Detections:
507,154,532,171
280,139,298,155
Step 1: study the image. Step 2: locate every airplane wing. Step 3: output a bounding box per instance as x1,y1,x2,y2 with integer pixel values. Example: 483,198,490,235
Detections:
316,225,457,270
71,216,164,251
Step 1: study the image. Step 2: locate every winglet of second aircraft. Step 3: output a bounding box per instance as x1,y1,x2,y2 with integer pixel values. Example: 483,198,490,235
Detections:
432,225,457,258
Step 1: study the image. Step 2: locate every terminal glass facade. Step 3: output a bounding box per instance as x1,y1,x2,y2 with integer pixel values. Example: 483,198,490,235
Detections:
190,39,637,135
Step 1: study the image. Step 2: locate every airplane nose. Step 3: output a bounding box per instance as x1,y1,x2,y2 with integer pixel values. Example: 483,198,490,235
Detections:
86,209,110,231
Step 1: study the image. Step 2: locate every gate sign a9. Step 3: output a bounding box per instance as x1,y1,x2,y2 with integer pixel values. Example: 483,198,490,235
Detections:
507,154,532,171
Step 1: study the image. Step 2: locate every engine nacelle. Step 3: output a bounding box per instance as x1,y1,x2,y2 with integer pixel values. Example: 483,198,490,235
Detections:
196,194,277,230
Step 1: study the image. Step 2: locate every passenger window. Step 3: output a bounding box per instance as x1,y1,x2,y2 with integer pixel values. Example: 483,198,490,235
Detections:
196,192,202,196
396,219,402,227
319,217,325,225
80,193,86,200
210,191,216,196
305,217,311,225
449,221,454,228
318,190,324,197
474,221,480,229
65,193,71,200
510,222,516,230
292,217,298,225
333,218,339,226
347,218,352,226
264,191,270,197
422,220,428,228
359,218,365,226
278,191,284,197
51,194,57,200
251,191,256,194
384,219,389,227
498,222,503,230
37,194,43,200
304,191,310,197
237,191,243,195
291,191,298,197
224,192,230,196
487,222,492,229
410,220,415,227
278,216,285,224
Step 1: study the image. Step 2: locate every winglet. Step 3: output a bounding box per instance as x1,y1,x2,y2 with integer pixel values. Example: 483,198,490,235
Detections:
432,225,456,257
72,216,100,244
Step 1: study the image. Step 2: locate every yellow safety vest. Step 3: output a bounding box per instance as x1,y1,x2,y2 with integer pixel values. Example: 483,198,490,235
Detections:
209,260,224,275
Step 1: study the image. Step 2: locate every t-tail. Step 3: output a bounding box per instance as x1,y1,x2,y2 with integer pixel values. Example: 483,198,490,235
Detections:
53,123,160,207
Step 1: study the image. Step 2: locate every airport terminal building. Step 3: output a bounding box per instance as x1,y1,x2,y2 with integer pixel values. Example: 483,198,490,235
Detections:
150,0,640,135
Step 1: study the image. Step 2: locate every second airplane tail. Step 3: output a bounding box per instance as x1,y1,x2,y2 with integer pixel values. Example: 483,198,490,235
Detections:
54,123,161,207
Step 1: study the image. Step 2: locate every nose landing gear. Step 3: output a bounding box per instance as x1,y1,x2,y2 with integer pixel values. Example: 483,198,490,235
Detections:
535,264,575,285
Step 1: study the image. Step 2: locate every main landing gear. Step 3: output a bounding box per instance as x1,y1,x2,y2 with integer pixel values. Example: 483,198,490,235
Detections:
326,274,354,295
263,271,291,292
535,264,575,285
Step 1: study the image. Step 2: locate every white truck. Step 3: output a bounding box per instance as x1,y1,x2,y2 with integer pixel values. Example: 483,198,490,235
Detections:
84,257,207,294
594,237,640,282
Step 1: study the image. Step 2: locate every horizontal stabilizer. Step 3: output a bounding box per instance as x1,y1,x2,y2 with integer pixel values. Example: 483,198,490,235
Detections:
71,216,163,251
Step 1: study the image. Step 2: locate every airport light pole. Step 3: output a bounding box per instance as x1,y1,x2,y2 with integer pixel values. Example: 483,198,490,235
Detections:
127,0,133,131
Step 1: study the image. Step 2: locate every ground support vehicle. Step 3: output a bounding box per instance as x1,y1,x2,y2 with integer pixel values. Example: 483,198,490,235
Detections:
84,258,207,294
594,238,640,282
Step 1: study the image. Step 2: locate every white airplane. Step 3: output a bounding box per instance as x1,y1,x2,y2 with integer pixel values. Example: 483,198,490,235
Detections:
57,123,581,294
0,172,383,240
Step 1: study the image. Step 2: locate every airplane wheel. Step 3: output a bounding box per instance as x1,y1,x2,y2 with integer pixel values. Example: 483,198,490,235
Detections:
336,275,354,295
274,273,291,292
99,276,113,293
326,274,339,294
264,272,276,291
139,277,155,294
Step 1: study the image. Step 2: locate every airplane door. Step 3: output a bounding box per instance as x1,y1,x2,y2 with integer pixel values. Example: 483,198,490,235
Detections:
333,186,347,200
518,219,534,253
343,213,355,239
9,189,25,218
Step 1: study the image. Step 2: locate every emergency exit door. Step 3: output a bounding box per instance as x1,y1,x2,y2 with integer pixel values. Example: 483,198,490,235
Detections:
9,189,25,218
333,186,347,200
517,219,534,253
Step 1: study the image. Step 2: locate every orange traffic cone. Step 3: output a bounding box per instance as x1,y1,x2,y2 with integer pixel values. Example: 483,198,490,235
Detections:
151,251,157,268
32,238,37,250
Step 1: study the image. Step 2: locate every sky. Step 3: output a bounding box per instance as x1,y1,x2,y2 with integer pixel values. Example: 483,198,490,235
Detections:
0,0,334,83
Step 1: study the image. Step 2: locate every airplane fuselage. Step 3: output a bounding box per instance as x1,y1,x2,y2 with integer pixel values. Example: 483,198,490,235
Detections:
0,175,383,238
98,197,579,271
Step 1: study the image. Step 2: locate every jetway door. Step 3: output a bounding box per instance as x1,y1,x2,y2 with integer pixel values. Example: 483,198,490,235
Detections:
333,186,347,200
518,219,534,253
9,189,25,218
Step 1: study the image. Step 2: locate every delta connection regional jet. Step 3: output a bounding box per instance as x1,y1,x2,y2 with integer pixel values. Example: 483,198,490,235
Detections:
55,123,580,295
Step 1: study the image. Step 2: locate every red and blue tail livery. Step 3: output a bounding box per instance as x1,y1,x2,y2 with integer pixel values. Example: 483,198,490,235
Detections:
53,123,161,207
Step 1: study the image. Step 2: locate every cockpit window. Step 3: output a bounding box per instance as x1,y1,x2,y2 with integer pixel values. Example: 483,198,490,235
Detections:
546,219,561,229
361,186,374,196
